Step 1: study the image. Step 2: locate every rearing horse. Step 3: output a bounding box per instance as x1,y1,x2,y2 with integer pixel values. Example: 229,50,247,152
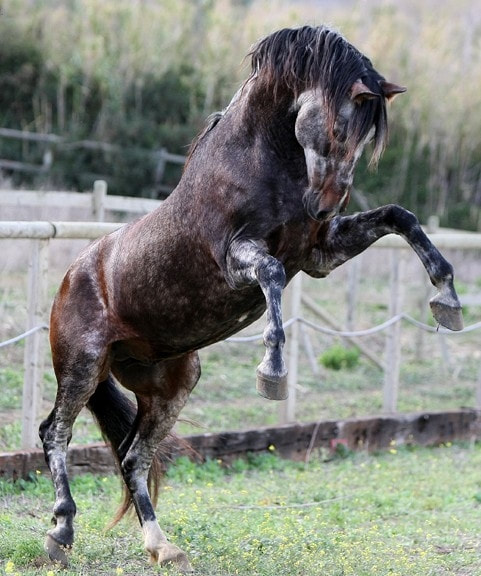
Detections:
40,25,462,571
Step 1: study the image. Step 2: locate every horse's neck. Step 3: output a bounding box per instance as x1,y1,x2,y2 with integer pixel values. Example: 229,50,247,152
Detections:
232,84,300,154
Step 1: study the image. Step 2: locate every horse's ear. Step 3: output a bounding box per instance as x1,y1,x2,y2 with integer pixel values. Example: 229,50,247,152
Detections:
380,81,407,102
350,80,378,103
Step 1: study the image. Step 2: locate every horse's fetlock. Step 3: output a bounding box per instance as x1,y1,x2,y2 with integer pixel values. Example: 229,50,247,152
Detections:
263,326,285,348
120,454,147,488
121,455,135,477
53,499,76,520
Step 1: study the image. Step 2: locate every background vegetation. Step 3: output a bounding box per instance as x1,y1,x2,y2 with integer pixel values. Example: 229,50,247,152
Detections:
1,0,481,227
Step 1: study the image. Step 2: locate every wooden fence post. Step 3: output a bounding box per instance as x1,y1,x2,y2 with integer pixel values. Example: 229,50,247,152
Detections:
415,216,440,362
346,256,361,331
382,250,405,413
279,272,302,424
476,367,481,410
92,180,107,221
21,239,49,449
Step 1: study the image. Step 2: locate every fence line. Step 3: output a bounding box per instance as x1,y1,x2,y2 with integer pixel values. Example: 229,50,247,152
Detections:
5,313,481,350
0,180,162,222
2,214,481,447
0,129,186,196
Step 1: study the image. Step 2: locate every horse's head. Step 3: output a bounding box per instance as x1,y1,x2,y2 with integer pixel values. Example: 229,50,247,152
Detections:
248,25,406,221
296,79,406,221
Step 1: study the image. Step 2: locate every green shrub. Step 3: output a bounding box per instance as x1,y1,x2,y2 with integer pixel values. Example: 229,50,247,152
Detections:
319,344,360,371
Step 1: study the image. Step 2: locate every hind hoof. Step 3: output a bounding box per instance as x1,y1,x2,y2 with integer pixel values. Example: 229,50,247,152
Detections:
44,534,70,567
430,301,463,331
256,369,288,400
151,543,193,573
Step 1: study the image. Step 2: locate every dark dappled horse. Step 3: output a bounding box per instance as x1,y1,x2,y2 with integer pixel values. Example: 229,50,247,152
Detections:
40,25,463,571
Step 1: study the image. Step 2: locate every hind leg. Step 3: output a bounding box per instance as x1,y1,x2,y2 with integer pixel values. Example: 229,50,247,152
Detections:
39,349,106,566
112,352,200,572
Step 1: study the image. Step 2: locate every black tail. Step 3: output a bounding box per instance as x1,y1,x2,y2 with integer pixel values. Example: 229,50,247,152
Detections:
86,375,164,525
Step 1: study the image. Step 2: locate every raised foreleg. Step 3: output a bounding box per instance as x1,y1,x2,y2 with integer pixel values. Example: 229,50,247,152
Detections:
225,238,288,400
306,204,463,331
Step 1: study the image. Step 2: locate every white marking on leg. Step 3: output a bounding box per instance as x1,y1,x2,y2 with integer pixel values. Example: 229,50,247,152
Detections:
142,519,167,553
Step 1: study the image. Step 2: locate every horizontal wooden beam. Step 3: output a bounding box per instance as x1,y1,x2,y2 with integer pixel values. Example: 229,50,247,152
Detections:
1,220,481,249
0,221,122,239
1,410,479,480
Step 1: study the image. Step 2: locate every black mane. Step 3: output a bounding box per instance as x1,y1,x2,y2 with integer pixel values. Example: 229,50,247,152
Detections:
248,25,388,165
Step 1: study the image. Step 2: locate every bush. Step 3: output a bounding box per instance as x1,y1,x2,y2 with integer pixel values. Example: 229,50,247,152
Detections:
319,344,360,371
1,0,481,226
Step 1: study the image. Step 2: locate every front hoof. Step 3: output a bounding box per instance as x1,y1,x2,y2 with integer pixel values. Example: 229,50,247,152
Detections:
430,300,463,331
44,534,70,567
256,369,288,400
151,543,193,573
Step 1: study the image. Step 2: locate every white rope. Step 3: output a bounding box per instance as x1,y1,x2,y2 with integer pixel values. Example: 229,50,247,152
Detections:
2,314,480,348
226,314,477,343
0,324,49,348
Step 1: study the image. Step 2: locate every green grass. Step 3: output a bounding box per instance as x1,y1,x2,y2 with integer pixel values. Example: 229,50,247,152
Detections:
1,443,480,575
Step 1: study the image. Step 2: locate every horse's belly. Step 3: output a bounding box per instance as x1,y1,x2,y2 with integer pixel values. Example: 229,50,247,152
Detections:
116,284,266,360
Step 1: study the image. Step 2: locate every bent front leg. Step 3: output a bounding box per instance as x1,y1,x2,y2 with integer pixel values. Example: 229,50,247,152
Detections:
226,239,288,400
309,204,463,331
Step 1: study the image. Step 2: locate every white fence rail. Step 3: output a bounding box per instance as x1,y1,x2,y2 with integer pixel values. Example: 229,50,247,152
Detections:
0,179,162,222
2,187,481,447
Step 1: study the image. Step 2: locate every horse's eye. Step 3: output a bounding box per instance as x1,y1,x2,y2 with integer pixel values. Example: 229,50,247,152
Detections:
333,117,348,141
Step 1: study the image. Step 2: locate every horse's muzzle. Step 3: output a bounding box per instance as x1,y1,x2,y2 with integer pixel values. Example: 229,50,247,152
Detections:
303,188,346,221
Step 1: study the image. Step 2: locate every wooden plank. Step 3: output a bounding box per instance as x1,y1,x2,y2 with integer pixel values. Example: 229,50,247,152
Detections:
92,180,107,221
346,257,360,330
103,195,161,214
160,150,186,164
0,221,121,239
21,239,49,449
1,410,479,480
0,128,62,143
0,188,161,215
373,232,481,250
0,221,56,239
382,251,405,412
51,221,122,239
477,369,481,410
0,190,92,209
0,128,186,163
279,273,302,423
0,159,48,174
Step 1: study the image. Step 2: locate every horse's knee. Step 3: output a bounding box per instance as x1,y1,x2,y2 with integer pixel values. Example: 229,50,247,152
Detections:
256,257,286,289
39,412,54,443
384,204,418,232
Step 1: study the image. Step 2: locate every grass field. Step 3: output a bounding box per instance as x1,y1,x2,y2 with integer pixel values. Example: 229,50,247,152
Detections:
1,443,480,575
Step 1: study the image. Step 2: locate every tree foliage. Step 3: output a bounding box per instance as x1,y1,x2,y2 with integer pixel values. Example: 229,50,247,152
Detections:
0,0,480,227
